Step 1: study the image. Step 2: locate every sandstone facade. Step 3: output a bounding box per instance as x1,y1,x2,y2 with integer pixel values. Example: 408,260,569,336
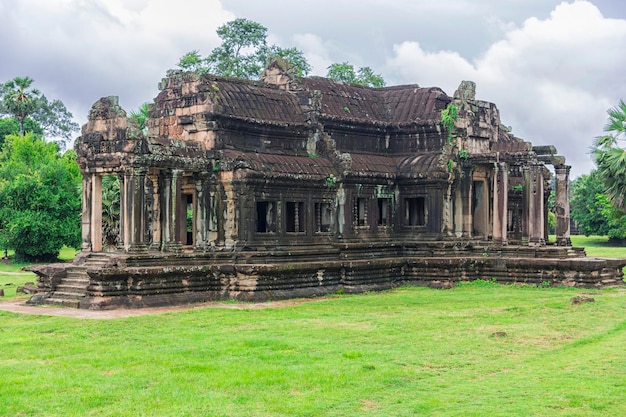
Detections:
28,65,626,309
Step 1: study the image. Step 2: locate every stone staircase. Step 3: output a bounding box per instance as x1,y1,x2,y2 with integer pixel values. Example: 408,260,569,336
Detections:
42,253,112,308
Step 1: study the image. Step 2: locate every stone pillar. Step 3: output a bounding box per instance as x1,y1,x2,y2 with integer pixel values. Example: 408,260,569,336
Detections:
442,183,454,235
194,173,211,252
555,165,571,246
127,168,148,253
161,169,183,252
81,173,93,251
148,172,161,250
492,162,508,245
90,174,103,252
528,164,545,246
521,166,530,245
454,167,473,237
121,172,131,250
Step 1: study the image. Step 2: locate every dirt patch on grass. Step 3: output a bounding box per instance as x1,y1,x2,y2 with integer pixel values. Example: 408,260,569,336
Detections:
0,297,330,320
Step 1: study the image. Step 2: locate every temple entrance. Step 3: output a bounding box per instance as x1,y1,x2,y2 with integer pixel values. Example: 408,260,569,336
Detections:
472,180,488,238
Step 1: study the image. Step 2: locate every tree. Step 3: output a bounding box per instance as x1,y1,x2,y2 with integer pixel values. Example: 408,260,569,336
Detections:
570,171,610,236
129,102,150,134
593,99,626,209
1,77,40,137
597,193,626,242
206,18,268,79
326,62,386,87
258,46,311,79
0,117,43,147
0,76,79,141
0,133,81,261
177,18,310,79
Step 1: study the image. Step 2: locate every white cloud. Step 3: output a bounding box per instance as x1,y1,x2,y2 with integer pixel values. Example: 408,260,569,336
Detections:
0,0,234,118
292,34,335,76
385,0,626,177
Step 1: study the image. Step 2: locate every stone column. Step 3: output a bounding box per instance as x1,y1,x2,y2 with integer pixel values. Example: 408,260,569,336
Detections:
148,172,161,250
194,173,211,252
161,169,183,252
555,165,571,246
521,166,530,245
528,164,545,246
120,172,131,250
462,171,473,238
442,183,454,236
127,168,148,253
492,162,508,245
81,174,93,251
90,174,103,252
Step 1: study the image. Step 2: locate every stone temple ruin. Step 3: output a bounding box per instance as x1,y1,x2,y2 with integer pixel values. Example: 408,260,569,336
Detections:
28,62,626,309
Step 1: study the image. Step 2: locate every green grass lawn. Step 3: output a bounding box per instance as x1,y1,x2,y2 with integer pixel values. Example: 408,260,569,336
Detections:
570,235,626,258
1,239,626,416
1,284,626,416
0,246,78,299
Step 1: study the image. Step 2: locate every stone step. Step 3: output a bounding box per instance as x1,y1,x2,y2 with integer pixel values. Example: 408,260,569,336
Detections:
51,290,85,299
42,297,80,308
62,277,89,284
55,285,87,295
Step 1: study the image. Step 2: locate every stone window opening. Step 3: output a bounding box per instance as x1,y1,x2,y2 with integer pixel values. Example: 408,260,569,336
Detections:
405,197,426,226
377,198,391,227
354,197,367,227
285,201,305,233
184,193,194,245
315,202,334,233
256,201,277,233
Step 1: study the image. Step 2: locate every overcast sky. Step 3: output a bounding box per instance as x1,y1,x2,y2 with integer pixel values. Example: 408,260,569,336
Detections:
1,0,625,177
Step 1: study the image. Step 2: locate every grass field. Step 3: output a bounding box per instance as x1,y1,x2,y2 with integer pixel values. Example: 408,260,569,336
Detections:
1,239,625,416
0,246,78,299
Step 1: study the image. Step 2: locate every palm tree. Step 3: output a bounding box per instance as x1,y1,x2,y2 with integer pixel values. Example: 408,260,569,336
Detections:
129,102,150,135
1,77,41,137
593,99,626,209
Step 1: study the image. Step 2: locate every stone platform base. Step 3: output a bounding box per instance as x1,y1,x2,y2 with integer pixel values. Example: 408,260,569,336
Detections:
27,241,626,309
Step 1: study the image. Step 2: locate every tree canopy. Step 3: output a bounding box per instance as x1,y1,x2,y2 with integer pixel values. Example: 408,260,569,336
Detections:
593,99,626,209
177,18,311,79
0,76,79,142
326,62,386,88
0,117,43,148
0,133,81,261
570,171,610,236
570,169,626,242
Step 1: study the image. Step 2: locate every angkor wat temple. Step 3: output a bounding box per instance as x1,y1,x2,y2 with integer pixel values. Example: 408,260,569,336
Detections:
28,62,626,309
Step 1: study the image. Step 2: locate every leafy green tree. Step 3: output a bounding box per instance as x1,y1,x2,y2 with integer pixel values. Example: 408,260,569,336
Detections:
258,46,311,78
593,99,626,209
207,18,268,78
178,50,206,73
0,117,43,147
32,94,79,140
597,193,626,242
0,133,81,261
570,171,610,236
0,76,79,141
326,62,386,87
177,18,310,79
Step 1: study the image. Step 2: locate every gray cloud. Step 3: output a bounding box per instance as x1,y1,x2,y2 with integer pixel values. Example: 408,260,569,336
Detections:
1,0,624,178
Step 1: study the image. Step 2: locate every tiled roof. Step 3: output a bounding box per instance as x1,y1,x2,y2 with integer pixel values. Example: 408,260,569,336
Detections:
299,78,450,124
221,150,337,177
397,153,448,178
212,80,308,125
